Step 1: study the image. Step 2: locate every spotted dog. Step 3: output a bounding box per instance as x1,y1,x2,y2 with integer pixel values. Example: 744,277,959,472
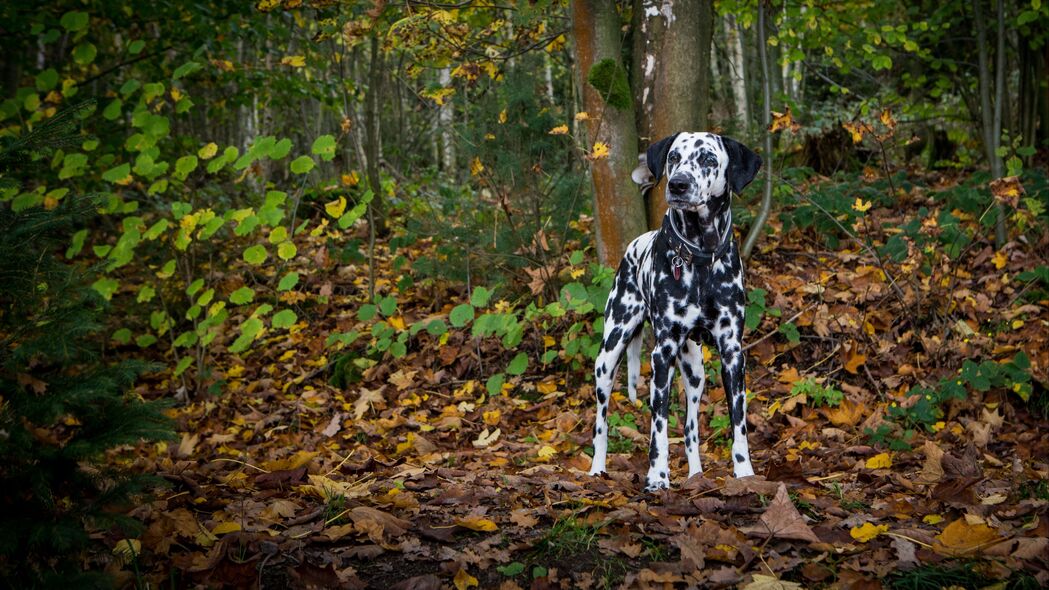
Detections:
588,132,762,491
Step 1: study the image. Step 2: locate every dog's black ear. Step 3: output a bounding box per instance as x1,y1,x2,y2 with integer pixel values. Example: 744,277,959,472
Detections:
646,133,679,183
721,136,762,195
631,133,679,193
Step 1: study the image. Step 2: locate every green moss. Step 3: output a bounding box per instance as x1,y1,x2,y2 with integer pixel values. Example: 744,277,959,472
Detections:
587,59,632,111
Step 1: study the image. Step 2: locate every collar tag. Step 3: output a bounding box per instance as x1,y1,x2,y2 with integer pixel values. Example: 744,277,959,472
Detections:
672,255,685,280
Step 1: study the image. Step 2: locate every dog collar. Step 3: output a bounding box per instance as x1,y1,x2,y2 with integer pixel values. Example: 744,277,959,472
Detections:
663,206,733,280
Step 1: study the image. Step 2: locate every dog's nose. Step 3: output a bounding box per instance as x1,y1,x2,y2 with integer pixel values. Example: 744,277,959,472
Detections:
668,178,690,196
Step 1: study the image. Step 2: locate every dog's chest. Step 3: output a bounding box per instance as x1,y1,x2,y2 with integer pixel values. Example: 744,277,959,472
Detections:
626,231,742,331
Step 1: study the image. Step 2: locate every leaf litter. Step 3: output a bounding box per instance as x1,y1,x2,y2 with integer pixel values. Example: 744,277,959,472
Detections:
120,183,1049,589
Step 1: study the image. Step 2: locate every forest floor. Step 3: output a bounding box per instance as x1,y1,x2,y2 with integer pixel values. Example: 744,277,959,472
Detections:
117,171,1048,589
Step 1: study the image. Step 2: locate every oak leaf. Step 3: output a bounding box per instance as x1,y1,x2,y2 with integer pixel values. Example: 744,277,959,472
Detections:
740,484,820,543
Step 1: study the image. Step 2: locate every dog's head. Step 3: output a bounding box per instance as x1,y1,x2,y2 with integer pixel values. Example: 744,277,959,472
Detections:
632,132,761,217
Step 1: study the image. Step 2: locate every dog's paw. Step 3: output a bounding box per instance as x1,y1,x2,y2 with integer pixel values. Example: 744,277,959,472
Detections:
733,463,755,478
644,477,670,492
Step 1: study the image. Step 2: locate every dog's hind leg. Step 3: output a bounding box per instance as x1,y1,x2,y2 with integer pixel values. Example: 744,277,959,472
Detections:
626,330,643,404
677,337,705,478
590,289,644,476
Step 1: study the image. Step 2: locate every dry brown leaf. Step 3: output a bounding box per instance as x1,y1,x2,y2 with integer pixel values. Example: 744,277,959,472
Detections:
740,484,820,543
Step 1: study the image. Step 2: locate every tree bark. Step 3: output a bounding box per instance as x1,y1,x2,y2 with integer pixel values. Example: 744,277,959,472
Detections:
723,14,749,135
438,67,456,173
571,0,647,264
972,0,1007,248
639,0,715,229
364,34,387,234
741,0,773,259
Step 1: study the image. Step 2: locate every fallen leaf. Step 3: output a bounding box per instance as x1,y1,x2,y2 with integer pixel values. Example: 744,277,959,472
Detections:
353,387,384,420
453,568,478,590
865,452,892,469
472,427,501,448
740,484,820,543
850,522,888,543
455,516,498,532
741,574,804,590
933,518,1004,555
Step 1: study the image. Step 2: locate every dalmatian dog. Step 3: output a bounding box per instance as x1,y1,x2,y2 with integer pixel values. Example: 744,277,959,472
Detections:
588,132,762,491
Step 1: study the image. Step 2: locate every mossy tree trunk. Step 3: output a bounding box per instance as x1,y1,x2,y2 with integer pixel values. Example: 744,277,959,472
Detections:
571,0,648,264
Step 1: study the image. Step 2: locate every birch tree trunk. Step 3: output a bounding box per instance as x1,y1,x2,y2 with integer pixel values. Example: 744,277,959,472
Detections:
438,67,456,173
571,0,647,264
723,14,749,135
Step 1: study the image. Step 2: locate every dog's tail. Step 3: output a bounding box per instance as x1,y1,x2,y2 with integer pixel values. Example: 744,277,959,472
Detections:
626,330,642,404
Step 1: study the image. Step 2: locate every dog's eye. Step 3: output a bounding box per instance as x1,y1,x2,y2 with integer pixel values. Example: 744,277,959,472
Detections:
668,152,680,165
701,154,718,167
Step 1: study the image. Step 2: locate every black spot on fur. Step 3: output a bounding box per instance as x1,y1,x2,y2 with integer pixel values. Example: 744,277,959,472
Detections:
735,453,745,463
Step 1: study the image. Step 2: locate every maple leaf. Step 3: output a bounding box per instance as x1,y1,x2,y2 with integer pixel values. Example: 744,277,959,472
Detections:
548,124,568,135
470,157,484,176
590,141,609,159
574,111,590,121
353,387,384,419
769,106,800,133
852,197,872,213
280,55,305,67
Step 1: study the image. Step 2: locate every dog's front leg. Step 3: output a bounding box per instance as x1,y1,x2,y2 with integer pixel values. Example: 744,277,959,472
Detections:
714,315,754,478
677,338,705,478
645,337,679,491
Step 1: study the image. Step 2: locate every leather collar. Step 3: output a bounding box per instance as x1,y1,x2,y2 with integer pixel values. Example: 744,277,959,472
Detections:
662,206,733,269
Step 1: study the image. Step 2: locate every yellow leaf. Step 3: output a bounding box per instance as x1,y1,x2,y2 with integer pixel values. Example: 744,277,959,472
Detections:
852,198,872,213
325,196,347,218
850,522,888,543
498,109,507,124
548,124,568,135
111,539,141,565
198,142,218,160
211,521,242,535
991,250,1007,269
923,514,943,525
388,315,406,331
865,452,892,469
574,111,590,121
340,171,360,186
591,142,609,159
484,133,495,140
1011,319,1024,329
455,517,498,532
453,568,479,590
280,55,306,67
542,336,556,348
933,518,1003,555
482,409,501,426
537,445,557,460
470,157,484,177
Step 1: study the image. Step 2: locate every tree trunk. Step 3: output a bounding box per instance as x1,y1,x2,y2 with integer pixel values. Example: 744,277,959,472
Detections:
364,34,387,234
640,0,715,229
972,0,1007,248
741,0,773,259
723,14,749,135
571,0,647,264
438,67,456,173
